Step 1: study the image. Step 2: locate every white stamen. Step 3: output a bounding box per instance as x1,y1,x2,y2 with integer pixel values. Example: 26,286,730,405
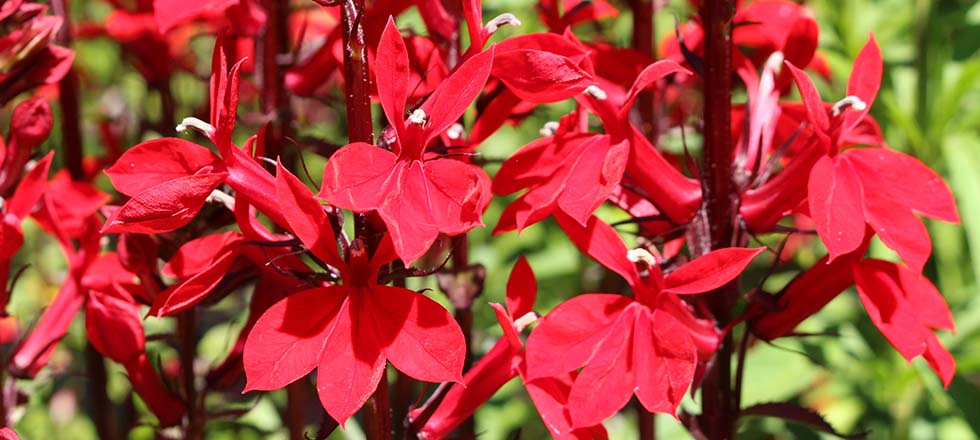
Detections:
831,95,867,117
539,121,560,137
584,85,607,100
206,189,236,211
176,117,216,137
513,311,539,332
764,51,785,75
408,108,428,126
627,248,659,267
447,123,465,140
484,13,522,34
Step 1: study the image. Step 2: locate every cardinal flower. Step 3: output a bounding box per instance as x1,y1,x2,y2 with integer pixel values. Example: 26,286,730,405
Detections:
525,213,761,427
787,36,958,271
103,36,287,234
319,18,493,264
417,256,607,439
244,162,465,425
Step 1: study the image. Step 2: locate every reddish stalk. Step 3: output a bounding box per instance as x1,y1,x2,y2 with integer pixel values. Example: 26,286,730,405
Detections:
258,0,293,161
178,311,203,440
50,0,84,180
86,343,119,440
697,0,739,438
364,376,392,440
630,0,659,141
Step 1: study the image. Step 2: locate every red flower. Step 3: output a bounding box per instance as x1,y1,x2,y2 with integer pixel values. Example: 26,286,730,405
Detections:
526,213,760,426
243,162,465,425
319,18,493,264
787,36,959,271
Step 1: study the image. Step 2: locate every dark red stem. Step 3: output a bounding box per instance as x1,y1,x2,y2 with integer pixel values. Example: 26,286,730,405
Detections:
258,0,293,161
340,0,374,145
697,0,739,438
630,0,658,141
51,0,84,180
86,343,119,440
364,376,392,440
178,311,203,439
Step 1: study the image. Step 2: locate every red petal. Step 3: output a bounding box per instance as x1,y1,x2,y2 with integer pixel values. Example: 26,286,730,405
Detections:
853,261,931,360
846,148,958,223
162,231,242,279
243,286,348,392
785,62,830,133
492,48,593,103
319,142,397,212
567,305,636,428
554,213,641,287
149,250,238,316
378,159,490,263
633,309,696,415
557,137,629,225
618,61,690,120
923,332,955,388
859,188,932,273
154,0,234,33
275,160,345,270
315,295,386,426
663,247,764,295
375,17,409,136
808,155,866,262
85,293,145,364
841,35,882,133
506,256,537,318
101,172,228,234
367,286,465,383
525,293,632,380
6,151,53,220
105,138,222,197
419,47,495,146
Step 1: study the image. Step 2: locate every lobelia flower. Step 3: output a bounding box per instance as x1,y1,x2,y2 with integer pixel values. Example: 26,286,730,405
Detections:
243,161,465,425
318,18,493,264
417,256,607,439
785,36,959,272
493,60,695,234
525,212,762,427
103,36,288,234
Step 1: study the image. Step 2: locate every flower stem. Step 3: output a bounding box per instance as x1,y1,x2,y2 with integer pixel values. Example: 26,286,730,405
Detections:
697,0,739,438
51,0,84,180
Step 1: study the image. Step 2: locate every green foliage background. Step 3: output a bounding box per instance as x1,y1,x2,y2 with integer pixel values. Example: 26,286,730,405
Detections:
6,0,980,438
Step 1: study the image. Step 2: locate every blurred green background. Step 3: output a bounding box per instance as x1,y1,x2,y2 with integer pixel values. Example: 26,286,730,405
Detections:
8,0,980,438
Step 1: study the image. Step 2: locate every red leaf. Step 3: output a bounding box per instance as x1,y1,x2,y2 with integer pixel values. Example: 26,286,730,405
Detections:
808,155,866,261
243,287,347,392
101,172,228,234
525,293,632,380
275,161,345,270
367,286,465,383
663,247,763,295
105,138,222,197
506,256,537,318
